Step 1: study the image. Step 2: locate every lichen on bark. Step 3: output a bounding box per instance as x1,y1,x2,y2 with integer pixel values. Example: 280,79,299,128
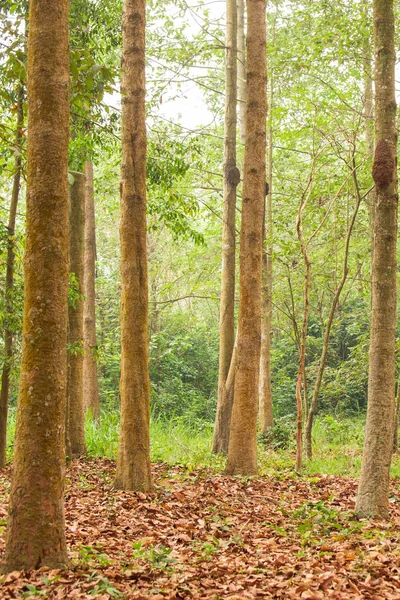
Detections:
1,0,70,572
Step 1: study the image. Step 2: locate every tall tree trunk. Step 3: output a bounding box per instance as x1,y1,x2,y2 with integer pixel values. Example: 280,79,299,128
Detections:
225,0,267,476
392,375,400,453
213,0,238,455
67,173,86,457
1,0,69,572
83,161,100,422
305,165,362,459
115,0,152,491
237,0,246,145
356,0,398,519
295,180,313,472
0,84,24,469
362,8,375,245
259,95,273,434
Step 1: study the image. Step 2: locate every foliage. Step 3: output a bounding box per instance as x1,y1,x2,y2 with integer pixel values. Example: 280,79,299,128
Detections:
259,416,295,450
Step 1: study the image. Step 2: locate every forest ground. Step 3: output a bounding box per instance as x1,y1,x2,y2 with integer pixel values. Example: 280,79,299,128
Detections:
1,456,400,599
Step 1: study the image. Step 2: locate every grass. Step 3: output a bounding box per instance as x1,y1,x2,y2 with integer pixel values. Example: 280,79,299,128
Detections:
5,408,400,479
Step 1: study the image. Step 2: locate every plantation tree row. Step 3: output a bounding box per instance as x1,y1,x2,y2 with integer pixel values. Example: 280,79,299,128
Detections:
0,0,398,570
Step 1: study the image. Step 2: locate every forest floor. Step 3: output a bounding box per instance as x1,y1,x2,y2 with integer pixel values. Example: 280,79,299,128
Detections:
1,460,400,598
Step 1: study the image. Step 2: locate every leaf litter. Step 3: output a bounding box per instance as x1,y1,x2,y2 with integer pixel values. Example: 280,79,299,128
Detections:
1,458,400,598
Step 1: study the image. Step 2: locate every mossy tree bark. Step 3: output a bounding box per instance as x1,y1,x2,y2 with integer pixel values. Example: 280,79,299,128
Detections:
1,0,69,572
115,0,152,491
212,0,238,455
67,173,86,457
83,161,100,422
356,0,398,519
225,0,266,476
0,84,24,468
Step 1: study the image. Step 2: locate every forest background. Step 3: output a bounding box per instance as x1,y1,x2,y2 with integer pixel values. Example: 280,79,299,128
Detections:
0,0,398,475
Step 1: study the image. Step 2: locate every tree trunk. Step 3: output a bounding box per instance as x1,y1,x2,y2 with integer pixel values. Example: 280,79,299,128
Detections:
213,334,237,453
259,102,273,434
115,0,152,491
237,0,246,145
356,0,397,519
0,84,24,469
83,161,100,422
392,376,400,453
295,182,312,472
1,0,69,572
212,0,238,455
363,22,375,244
305,167,362,459
67,173,86,457
225,0,267,476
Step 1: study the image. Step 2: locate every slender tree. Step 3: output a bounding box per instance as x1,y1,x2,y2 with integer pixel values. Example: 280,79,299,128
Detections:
67,173,86,457
363,45,375,242
295,181,312,472
1,0,69,571
237,0,246,145
393,376,400,453
212,0,239,455
115,0,152,491
0,84,24,468
259,87,273,435
356,0,398,519
225,0,267,476
362,1,375,245
83,161,100,422
305,163,362,459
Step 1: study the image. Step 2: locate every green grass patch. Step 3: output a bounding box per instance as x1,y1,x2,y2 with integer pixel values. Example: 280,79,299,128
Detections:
5,408,400,479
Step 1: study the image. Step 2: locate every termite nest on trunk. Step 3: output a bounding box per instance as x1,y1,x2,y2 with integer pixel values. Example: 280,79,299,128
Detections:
226,166,241,186
372,140,395,189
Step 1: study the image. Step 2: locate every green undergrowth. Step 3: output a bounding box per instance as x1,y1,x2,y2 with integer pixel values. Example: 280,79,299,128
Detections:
5,408,400,479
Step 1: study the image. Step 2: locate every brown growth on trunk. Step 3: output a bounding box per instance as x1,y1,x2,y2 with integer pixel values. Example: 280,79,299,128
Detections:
0,85,24,468
83,161,100,422
356,0,398,519
225,0,267,476
372,140,395,189
67,173,86,457
115,0,152,491
1,0,69,572
212,0,238,455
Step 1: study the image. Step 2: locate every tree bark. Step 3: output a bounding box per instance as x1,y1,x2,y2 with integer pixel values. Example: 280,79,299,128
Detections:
392,375,400,453
295,176,314,472
213,334,237,454
1,0,69,572
259,97,273,434
115,0,152,491
225,0,266,476
67,173,86,457
356,0,398,519
237,0,246,145
363,17,375,244
0,84,24,469
305,165,362,459
83,161,100,422
212,0,238,455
